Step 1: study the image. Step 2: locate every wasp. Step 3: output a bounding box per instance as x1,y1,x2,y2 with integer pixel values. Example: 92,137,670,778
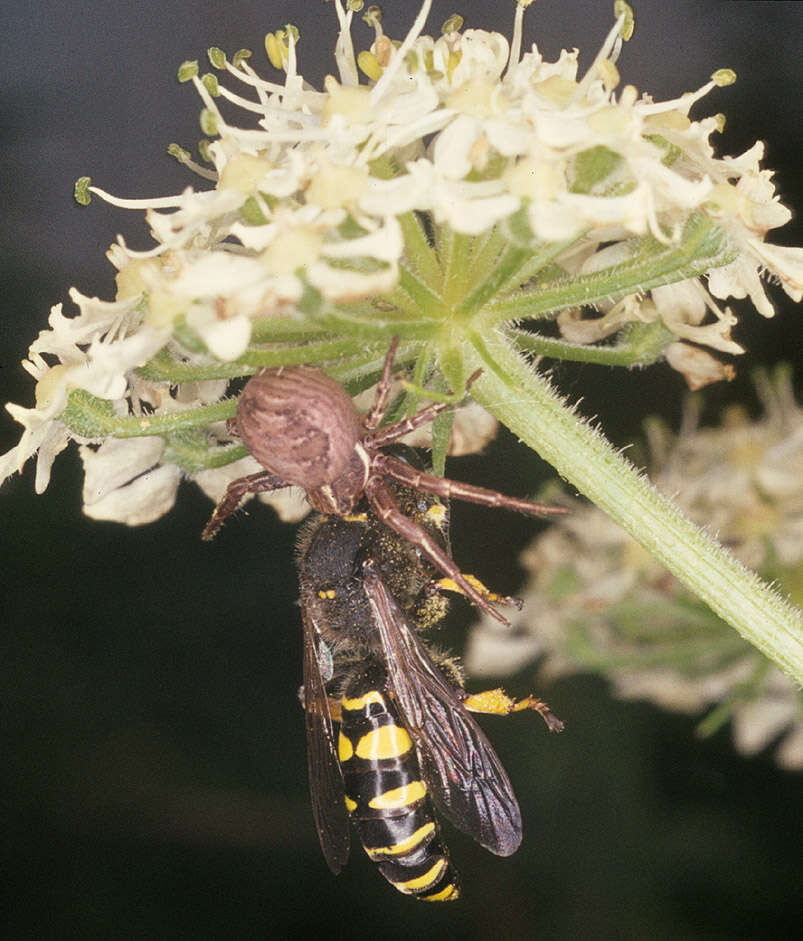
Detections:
296,472,563,901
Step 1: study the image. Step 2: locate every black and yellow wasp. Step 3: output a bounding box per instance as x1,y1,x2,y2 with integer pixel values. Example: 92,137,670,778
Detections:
296,470,563,901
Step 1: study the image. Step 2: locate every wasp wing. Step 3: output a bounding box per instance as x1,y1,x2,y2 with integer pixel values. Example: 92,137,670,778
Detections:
300,603,351,873
363,561,522,856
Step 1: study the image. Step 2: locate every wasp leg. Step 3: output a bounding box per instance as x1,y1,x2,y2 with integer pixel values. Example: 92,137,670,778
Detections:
295,686,343,724
202,469,288,540
461,688,565,733
327,698,343,723
429,575,523,610
295,687,343,723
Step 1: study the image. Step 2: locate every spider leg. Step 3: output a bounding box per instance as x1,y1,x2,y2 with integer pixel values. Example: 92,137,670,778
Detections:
366,399,456,449
364,476,511,625
362,336,400,432
377,454,568,518
202,470,288,540
365,369,483,450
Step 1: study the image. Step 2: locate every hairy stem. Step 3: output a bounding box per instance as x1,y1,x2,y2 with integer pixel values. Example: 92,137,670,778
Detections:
464,329,803,683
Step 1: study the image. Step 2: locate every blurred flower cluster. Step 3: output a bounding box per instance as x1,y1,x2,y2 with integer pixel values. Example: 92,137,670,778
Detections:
2,0,801,530
467,368,803,768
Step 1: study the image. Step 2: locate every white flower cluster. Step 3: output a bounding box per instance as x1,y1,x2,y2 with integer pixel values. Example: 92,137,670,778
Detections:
467,368,803,769
2,0,801,524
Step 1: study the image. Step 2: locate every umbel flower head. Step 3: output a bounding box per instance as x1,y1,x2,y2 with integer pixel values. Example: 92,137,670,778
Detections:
1,1,801,687
2,0,802,523
466,368,803,769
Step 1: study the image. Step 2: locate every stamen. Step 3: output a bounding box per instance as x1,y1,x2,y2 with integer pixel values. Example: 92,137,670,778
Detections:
167,144,218,181
506,0,534,75
75,178,190,211
573,1,632,101
371,0,434,104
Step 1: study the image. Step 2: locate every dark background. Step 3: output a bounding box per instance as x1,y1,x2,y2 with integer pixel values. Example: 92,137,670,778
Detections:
2,2,801,938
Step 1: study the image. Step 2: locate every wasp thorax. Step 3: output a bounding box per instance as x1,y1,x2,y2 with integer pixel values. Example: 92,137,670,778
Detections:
236,366,361,489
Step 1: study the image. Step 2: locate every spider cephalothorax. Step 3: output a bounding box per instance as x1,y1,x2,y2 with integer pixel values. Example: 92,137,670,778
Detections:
203,339,566,623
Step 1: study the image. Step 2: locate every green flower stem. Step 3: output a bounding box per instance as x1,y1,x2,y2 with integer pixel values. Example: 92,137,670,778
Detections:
237,339,360,368
61,389,236,438
441,229,473,305
163,433,249,471
316,309,436,340
455,243,529,319
479,213,736,328
466,228,508,287
248,318,331,343
328,343,422,389
509,321,676,367
464,329,803,683
140,336,380,384
396,264,444,318
397,210,442,290
496,240,579,297
62,341,428,442
370,154,440,289
137,351,257,383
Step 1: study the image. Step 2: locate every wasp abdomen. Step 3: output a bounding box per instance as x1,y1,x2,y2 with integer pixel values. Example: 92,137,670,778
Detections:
338,672,460,902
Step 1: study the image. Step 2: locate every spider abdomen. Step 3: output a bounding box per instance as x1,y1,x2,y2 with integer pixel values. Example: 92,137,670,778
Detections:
236,366,360,489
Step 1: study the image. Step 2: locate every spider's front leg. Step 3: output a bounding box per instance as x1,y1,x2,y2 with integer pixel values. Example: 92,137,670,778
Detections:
364,476,512,625
378,454,568,519
365,369,483,450
362,336,400,433
202,470,288,540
